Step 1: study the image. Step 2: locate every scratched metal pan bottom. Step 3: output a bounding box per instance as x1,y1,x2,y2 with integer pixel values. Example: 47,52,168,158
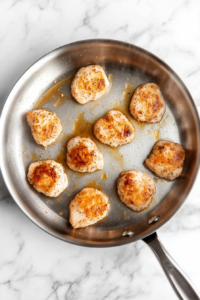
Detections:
0,39,200,247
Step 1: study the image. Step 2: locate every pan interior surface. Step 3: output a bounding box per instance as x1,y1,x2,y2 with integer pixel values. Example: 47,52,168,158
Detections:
1,40,199,247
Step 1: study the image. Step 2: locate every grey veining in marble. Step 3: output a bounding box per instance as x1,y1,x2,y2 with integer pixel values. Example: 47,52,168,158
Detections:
0,0,200,299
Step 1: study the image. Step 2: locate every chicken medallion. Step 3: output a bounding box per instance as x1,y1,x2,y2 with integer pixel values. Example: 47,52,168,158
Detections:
27,160,68,197
27,110,62,149
94,110,135,148
130,83,165,123
69,187,110,228
67,137,104,172
145,140,185,180
71,65,110,104
117,170,155,212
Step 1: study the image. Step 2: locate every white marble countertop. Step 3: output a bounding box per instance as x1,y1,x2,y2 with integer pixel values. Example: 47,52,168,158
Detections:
0,1,200,299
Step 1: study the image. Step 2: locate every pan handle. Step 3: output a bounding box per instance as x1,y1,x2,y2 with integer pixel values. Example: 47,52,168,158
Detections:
143,232,200,300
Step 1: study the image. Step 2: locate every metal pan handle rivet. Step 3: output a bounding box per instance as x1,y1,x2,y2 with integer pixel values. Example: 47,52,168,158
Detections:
148,215,160,225
122,230,134,237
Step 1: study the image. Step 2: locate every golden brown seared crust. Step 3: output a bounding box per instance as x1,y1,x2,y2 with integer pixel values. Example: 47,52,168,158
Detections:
117,170,155,212
31,163,57,193
94,110,135,148
69,187,110,228
130,83,165,123
27,110,62,148
71,65,110,104
145,140,185,180
27,160,68,197
66,137,104,172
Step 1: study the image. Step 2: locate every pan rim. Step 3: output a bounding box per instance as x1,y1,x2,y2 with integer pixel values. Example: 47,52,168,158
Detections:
0,38,200,247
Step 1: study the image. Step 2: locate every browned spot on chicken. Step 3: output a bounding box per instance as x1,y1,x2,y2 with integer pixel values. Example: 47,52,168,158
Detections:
117,170,155,212
67,137,104,172
97,79,105,89
32,163,57,193
27,160,68,197
68,143,94,168
79,191,108,218
69,187,110,228
124,125,132,137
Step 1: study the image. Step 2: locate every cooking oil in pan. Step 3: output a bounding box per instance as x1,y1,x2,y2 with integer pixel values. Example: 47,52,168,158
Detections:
101,173,108,181
85,177,105,191
20,66,180,230
34,75,73,109
53,150,68,171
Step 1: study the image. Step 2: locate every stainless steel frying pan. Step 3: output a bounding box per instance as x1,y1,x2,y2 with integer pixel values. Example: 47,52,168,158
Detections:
0,39,200,299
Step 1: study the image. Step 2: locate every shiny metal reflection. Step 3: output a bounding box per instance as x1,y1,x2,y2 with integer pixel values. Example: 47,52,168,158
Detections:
122,230,134,237
0,39,199,247
148,215,160,225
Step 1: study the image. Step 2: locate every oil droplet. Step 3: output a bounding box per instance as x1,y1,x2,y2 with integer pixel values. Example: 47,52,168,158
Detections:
34,75,73,109
85,177,105,191
122,83,135,106
146,130,151,134
23,146,27,154
121,210,130,220
46,200,51,203
72,112,94,139
57,198,62,203
153,129,160,140
101,173,108,181
107,147,125,171
59,211,63,216
68,193,71,197
53,150,68,171
30,152,40,160
54,94,71,108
